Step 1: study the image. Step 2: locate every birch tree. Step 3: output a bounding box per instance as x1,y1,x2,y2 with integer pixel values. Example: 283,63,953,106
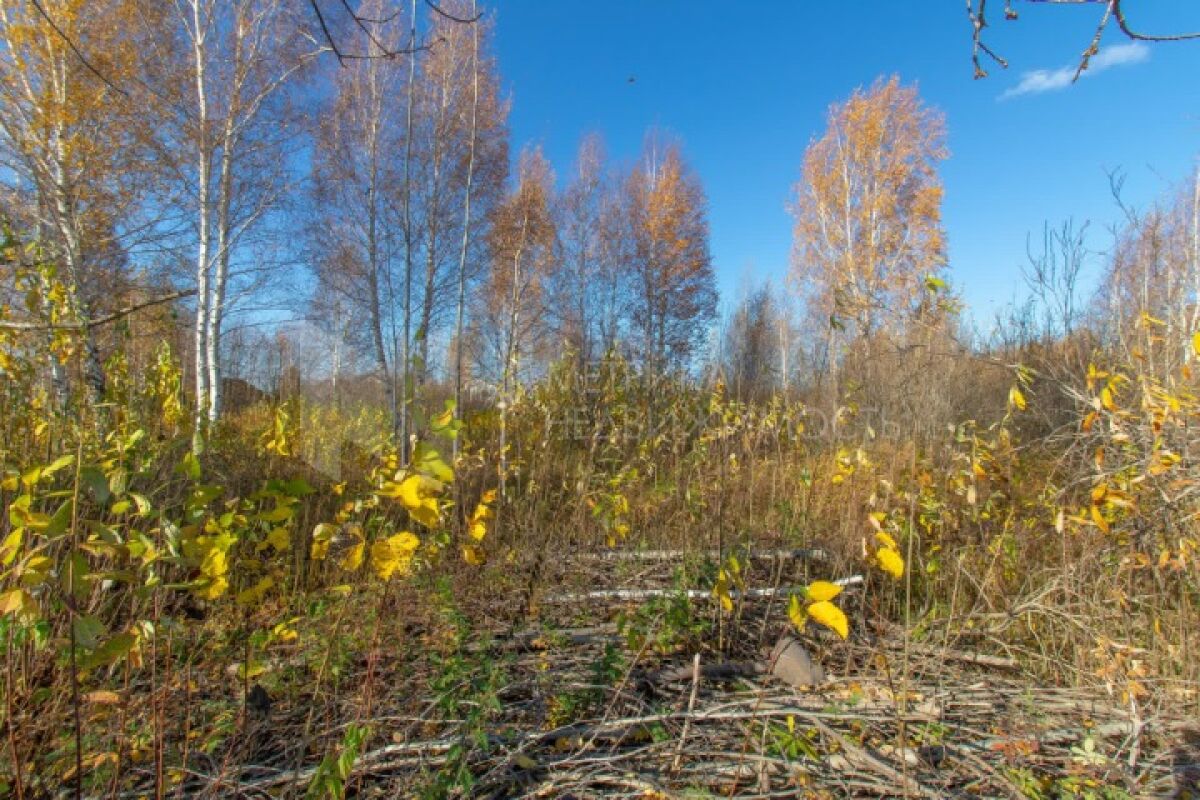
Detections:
625,136,717,376
1100,170,1200,375
789,76,947,341
477,147,555,490
412,0,505,392
547,133,624,366
310,12,406,428
450,0,511,454
160,0,313,444
0,0,151,407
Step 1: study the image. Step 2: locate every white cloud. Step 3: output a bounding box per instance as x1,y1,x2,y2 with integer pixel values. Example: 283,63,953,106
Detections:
999,41,1150,100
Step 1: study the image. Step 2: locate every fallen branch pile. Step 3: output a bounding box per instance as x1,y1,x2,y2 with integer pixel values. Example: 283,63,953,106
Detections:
113,548,1199,798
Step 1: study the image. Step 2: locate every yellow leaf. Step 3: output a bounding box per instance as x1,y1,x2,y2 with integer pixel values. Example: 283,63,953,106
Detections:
431,407,454,430
371,531,420,580
236,576,274,606
390,475,443,529
266,526,290,552
0,529,22,567
713,571,733,612
197,576,228,600
481,489,498,505
1100,386,1116,412
718,589,733,613
0,588,36,619
1090,504,1110,533
462,544,486,565
272,619,299,641
787,594,808,631
311,523,337,561
339,542,364,572
805,580,843,603
200,547,227,581
875,547,905,580
874,531,898,550
469,520,487,542
1192,330,1200,359
1008,386,1027,411
806,600,849,639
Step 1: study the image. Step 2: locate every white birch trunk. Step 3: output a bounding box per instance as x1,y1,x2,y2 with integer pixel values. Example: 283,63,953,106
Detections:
452,1,480,460
189,0,213,448
399,0,419,456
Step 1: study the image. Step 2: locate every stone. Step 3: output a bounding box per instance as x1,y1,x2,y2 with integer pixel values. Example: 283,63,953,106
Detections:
768,635,825,688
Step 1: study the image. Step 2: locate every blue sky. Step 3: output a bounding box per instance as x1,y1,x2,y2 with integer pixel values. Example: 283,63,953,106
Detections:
489,1,1200,328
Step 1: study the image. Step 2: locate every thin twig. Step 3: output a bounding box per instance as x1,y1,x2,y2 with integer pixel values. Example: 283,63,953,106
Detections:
670,653,701,773
424,0,482,24
1112,0,1200,41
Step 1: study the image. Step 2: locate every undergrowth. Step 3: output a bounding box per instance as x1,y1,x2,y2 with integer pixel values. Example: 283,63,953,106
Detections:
1,311,1198,796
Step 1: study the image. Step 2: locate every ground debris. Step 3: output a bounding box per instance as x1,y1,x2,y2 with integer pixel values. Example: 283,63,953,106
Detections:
122,554,1198,799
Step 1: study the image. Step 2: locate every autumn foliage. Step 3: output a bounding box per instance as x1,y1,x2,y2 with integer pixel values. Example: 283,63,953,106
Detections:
0,6,1198,798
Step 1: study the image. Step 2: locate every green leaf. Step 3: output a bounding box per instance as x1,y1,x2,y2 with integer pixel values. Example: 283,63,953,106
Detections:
62,551,91,599
281,478,314,497
80,466,110,505
42,454,75,479
45,499,74,537
412,442,454,483
188,485,223,509
128,493,152,515
259,505,294,523
83,632,137,670
73,615,106,650
20,467,41,490
177,451,201,481
108,468,128,497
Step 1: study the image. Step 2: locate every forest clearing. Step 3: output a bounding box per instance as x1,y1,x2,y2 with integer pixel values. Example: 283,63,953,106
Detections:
2,1,1200,797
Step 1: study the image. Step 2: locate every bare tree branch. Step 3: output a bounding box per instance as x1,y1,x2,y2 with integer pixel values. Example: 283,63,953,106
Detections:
424,0,482,24
969,0,1200,82
1111,0,1200,42
1072,0,1114,81
339,0,400,58
308,0,448,65
0,289,197,332
967,0,1009,79
308,0,347,65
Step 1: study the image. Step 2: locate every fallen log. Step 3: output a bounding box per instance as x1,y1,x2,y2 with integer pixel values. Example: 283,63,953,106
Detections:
576,547,828,562
905,642,1020,671
545,575,862,604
